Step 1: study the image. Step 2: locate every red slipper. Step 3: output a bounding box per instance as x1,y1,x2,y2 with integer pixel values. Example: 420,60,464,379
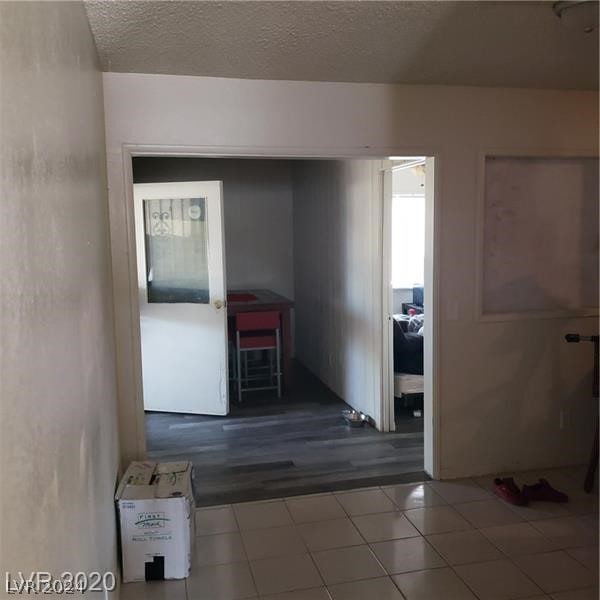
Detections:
493,477,528,506
522,479,569,503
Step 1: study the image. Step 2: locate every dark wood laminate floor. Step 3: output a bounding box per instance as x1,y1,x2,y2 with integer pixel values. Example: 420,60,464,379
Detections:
145,364,425,506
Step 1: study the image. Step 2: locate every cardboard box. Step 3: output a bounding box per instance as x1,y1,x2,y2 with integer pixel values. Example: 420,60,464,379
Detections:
115,461,195,582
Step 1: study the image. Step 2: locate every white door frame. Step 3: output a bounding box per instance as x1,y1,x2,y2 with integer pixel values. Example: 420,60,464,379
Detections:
380,165,395,433
381,157,440,478
118,143,441,480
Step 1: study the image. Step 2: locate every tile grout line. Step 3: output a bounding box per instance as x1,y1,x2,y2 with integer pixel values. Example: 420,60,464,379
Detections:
289,490,399,593
564,545,600,572
391,477,596,598
193,489,597,561
230,501,260,599
195,483,595,569
444,491,598,596
443,524,583,598
325,487,449,593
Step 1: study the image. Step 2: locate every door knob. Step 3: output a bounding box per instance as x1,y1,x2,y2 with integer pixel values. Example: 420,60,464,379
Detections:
214,299,225,309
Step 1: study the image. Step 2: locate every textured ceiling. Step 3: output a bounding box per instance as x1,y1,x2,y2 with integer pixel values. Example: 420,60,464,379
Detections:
85,1,598,89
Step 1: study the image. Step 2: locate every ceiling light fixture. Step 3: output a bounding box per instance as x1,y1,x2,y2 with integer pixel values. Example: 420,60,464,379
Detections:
553,1,599,33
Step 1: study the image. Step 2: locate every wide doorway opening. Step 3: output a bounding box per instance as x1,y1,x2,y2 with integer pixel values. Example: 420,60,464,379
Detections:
130,155,434,506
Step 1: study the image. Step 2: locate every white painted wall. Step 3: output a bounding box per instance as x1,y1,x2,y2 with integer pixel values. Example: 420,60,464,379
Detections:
132,158,295,299
0,2,119,588
293,160,382,420
102,72,598,479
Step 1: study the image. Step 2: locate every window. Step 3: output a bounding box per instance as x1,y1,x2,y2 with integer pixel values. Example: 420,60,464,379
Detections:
391,194,425,289
143,197,210,303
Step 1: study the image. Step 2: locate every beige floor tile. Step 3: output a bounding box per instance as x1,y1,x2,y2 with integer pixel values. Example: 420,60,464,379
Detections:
454,558,543,599
550,589,600,600
428,479,492,504
250,554,323,596
312,545,386,585
505,501,572,522
404,505,472,535
530,516,597,549
351,511,420,543
196,505,238,535
234,499,294,531
453,498,526,528
186,561,257,599
577,512,599,531
565,545,599,572
370,536,446,574
298,518,364,552
242,525,307,560
393,567,478,600
426,529,504,565
479,522,559,557
512,551,596,594
382,483,447,510
564,491,599,516
285,494,346,523
194,532,247,567
335,488,397,516
120,580,187,600
156,479,598,600
256,587,331,600
327,576,404,600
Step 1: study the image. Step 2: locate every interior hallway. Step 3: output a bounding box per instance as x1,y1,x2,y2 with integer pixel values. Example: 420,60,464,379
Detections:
146,365,425,506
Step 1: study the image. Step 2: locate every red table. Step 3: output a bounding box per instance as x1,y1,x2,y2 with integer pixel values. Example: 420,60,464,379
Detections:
227,289,294,389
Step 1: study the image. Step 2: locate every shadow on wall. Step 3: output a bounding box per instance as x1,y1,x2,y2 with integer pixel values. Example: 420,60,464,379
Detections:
579,162,599,307
444,277,597,476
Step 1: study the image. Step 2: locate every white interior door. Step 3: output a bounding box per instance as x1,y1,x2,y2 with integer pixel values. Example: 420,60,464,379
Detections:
133,181,228,415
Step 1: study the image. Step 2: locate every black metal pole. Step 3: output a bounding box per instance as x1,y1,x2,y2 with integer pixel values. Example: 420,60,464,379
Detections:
566,334,599,493
584,337,598,493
